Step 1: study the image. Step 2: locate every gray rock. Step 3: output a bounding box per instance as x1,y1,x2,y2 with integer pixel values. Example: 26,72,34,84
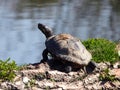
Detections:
1,82,19,90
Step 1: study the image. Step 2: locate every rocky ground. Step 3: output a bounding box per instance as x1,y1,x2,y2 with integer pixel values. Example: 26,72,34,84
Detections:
0,61,120,90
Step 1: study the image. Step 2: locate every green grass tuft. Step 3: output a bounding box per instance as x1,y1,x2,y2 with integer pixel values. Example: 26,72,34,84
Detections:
99,68,116,81
0,58,19,81
83,38,119,63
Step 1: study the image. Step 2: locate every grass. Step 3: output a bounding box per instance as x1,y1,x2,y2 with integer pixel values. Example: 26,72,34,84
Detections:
83,38,119,63
99,68,116,81
0,58,19,82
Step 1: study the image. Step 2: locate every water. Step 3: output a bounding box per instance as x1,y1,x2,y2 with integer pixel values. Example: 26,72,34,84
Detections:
0,0,120,65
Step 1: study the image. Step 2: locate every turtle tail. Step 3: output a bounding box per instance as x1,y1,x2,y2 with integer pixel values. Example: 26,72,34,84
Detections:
38,23,53,38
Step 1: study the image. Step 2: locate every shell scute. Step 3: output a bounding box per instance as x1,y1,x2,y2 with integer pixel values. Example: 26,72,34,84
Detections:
46,34,92,66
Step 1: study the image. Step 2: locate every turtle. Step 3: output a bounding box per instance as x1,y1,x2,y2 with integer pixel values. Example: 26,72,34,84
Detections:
38,23,96,73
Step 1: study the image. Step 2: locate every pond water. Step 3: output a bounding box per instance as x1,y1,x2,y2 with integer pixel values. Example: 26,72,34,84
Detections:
0,0,120,65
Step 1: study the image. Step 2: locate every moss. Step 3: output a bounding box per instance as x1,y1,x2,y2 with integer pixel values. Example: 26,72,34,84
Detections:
82,38,119,63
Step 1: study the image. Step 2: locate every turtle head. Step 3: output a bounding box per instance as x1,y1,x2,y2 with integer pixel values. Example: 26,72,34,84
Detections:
38,23,53,38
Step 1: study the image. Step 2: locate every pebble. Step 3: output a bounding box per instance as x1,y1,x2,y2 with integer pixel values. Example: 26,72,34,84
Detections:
113,62,120,68
22,77,30,84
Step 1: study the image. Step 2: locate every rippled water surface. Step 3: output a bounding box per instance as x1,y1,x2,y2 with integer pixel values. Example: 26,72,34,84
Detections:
0,0,120,65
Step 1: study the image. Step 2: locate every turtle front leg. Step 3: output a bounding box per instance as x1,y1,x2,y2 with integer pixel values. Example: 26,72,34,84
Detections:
41,49,48,63
86,61,97,73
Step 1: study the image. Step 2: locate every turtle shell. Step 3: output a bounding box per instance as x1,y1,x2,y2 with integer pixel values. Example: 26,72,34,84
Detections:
45,34,92,68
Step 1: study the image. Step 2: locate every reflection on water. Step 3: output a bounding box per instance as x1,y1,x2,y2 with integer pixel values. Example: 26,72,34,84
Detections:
0,0,58,64
54,0,120,40
0,0,120,65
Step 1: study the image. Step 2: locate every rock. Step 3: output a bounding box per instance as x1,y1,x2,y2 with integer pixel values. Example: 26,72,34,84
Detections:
83,73,99,85
113,62,120,68
97,62,110,71
102,81,120,89
21,62,50,76
1,62,120,90
22,77,30,84
15,81,25,90
1,82,18,90
110,68,120,78
112,81,120,88
104,82,113,89
13,74,21,82
1,82,8,89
